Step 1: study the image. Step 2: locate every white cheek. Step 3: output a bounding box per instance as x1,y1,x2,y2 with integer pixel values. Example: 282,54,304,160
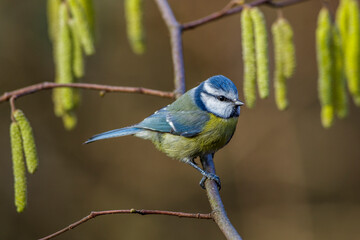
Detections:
201,93,232,118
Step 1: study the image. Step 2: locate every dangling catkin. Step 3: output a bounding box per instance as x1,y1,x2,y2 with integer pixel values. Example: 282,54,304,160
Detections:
78,0,95,38
53,87,64,117
332,25,348,119
69,20,84,78
14,110,39,174
279,18,296,78
272,19,288,110
55,3,76,112
68,0,95,55
346,0,360,105
250,7,269,99
62,111,77,131
241,7,256,108
47,0,61,42
125,0,146,55
336,0,350,46
316,8,334,128
10,122,27,213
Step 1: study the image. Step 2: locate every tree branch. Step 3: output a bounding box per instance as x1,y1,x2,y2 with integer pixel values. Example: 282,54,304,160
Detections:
39,209,212,240
0,82,175,103
201,154,242,240
4,0,311,239
154,0,186,96
182,0,310,31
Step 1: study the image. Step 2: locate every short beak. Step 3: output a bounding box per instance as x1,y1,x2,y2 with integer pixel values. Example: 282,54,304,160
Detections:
234,100,244,106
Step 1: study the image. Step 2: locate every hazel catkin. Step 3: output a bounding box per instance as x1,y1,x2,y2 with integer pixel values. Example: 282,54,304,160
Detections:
78,0,95,38
272,19,288,110
280,18,296,79
10,122,27,213
68,0,95,55
332,26,348,119
241,7,256,108
55,3,77,112
316,7,334,128
336,0,349,47
62,111,78,131
47,0,61,42
13,110,39,174
125,0,146,55
250,7,269,99
345,0,360,105
69,19,84,78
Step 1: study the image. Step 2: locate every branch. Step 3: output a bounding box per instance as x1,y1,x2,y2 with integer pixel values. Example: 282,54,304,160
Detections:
7,0,312,239
39,209,212,240
182,0,310,31
154,0,186,96
0,82,175,103
201,154,242,240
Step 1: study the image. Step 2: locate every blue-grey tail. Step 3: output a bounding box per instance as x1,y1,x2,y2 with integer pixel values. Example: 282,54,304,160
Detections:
85,127,142,144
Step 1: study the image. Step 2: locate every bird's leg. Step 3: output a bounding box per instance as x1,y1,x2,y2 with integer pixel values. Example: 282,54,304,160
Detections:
190,157,198,165
185,158,221,190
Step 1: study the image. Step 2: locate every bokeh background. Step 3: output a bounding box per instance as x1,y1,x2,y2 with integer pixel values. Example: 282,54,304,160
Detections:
1,0,360,239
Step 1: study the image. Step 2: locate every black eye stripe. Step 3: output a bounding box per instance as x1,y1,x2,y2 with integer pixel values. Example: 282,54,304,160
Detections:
217,95,231,102
203,91,231,102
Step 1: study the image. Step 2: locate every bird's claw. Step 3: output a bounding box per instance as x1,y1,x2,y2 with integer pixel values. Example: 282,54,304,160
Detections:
199,172,221,190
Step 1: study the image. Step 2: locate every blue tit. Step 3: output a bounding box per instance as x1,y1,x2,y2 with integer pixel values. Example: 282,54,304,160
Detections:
86,75,243,189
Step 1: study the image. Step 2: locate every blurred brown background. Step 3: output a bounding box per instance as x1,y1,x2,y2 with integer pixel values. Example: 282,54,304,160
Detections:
1,0,360,239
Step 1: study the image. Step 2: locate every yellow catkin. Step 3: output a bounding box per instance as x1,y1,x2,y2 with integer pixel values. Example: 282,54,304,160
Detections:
321,105,334,128
316,8,334,128
346,0,360,105
279,18,296,79
68,0,95,55
272,19,288,110
14,110,39,174
53,87,64,117
250,7,269,99
69,20,84,78
332,25,348,119
47,0,61,42
10,122,27,213
336,0,350,46
125,0,146,55
55,3,76,112
53,87,79,129
59,86,74,111
62,111,78,131
78,0,95,38
241,7,256,108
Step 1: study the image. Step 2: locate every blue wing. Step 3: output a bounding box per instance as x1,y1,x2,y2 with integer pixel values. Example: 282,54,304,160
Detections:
136,108,209,137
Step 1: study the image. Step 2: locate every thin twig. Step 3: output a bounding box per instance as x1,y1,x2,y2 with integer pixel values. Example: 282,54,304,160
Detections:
182,0,310,30
39,209,212,240
154,0,186,96
201,154,242,240
0,82,175,103
9,96,16,122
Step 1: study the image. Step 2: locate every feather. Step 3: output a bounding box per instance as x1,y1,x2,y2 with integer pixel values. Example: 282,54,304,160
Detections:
85,127,141,144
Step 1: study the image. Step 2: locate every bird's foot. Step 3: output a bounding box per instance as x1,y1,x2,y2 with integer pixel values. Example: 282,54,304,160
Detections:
199,172,221,190
185,159,221,190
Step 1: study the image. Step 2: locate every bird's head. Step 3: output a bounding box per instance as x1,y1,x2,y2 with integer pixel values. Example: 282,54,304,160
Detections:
195,75,244,119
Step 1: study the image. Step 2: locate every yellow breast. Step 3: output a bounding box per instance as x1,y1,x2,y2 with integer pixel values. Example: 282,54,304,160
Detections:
196,114,238,154
157,114,238,160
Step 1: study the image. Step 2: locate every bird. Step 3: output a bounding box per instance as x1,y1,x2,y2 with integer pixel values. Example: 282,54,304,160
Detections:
85,75,243,189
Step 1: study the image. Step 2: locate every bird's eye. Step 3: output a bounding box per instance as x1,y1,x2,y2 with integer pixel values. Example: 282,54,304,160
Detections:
217,96,226,101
